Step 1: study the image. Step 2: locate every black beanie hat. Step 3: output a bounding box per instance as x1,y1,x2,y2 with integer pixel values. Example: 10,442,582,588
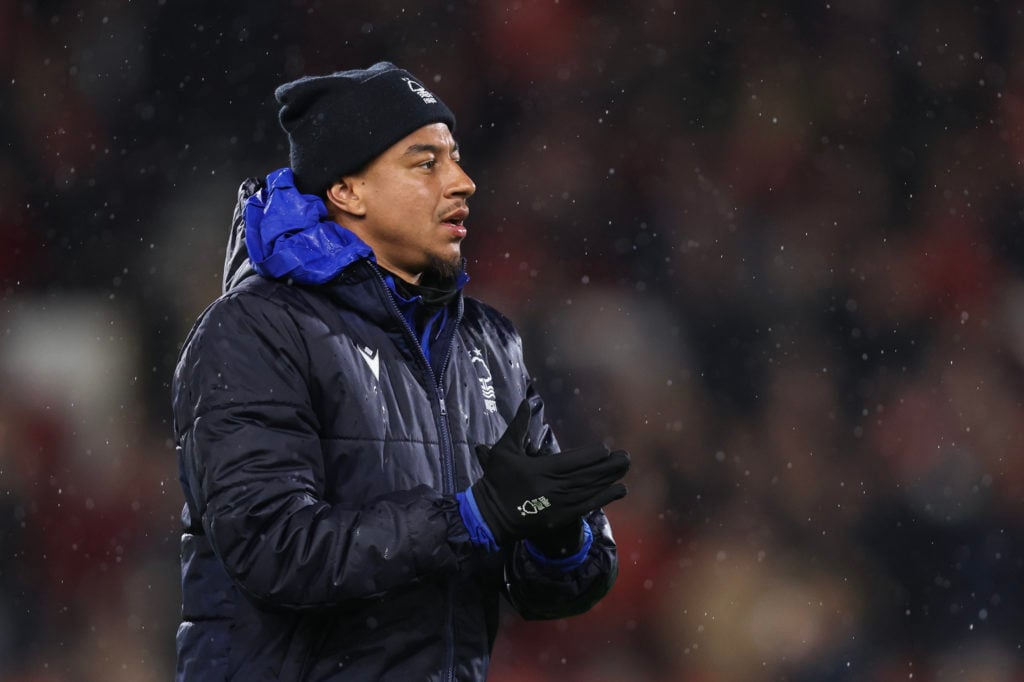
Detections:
275,62,456,195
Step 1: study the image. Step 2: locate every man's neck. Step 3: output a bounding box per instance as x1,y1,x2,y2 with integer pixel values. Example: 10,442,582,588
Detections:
383,267,455,305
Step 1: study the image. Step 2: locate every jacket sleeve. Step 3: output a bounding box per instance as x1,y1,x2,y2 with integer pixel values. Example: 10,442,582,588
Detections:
504,509,619,620
501,376,621,620
173,290,472,610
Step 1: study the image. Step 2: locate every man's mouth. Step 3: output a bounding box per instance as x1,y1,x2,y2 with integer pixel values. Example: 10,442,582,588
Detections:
441,208,469,237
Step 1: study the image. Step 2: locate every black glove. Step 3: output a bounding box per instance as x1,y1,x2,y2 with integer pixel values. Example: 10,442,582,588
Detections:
470,399,630,547
526,521,586,558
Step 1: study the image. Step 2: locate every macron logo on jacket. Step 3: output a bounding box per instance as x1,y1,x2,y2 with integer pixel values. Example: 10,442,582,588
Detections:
356,343,380,380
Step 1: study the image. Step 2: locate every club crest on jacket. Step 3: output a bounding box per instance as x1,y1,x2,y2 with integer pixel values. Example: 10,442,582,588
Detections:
469,349,497,413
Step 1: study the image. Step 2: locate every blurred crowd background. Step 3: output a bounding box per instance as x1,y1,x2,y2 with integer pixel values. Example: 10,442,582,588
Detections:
3,0,1024,680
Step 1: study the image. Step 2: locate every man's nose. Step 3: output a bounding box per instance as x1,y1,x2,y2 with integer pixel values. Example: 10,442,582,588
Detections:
447,163,476,198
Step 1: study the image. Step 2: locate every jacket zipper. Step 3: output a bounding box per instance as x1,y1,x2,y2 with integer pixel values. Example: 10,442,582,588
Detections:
369,265,463,682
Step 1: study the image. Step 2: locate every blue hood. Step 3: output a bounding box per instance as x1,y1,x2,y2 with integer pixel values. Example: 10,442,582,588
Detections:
244,168,374,285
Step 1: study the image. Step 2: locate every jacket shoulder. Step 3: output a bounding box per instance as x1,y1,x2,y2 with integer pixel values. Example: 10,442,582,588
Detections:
179,278,295,347
196,276,326,332
461,296,519,340
172,278,318,426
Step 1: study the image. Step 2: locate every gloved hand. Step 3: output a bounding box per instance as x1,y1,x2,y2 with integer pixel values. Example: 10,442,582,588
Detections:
468,399,630,547
526,521,586,558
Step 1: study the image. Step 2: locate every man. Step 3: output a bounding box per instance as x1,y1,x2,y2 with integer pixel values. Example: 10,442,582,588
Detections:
172,62,630,681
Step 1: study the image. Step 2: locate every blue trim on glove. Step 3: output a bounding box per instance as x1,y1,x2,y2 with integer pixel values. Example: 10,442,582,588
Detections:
456,488,499,552
523,519,594,572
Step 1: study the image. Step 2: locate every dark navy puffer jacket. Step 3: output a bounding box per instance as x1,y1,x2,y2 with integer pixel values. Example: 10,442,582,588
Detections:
172,179,619,681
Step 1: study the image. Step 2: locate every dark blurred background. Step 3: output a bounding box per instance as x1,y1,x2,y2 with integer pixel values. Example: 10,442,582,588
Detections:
3,1,1024,680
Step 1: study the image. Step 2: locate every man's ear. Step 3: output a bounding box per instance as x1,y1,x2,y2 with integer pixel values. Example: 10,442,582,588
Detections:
324,176,367,217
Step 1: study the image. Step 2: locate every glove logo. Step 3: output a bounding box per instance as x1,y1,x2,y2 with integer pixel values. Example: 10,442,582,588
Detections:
517,496,551,516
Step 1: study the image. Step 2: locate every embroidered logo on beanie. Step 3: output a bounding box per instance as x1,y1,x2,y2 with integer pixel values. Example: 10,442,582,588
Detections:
402,77,437,104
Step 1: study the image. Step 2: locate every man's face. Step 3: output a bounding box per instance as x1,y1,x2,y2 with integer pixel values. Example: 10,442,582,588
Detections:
345,122,475,282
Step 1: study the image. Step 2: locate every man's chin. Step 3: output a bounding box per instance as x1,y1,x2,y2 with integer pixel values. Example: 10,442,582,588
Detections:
425,252,463,280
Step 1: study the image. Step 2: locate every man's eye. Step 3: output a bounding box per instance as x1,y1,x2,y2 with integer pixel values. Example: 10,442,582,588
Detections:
420,159,437,169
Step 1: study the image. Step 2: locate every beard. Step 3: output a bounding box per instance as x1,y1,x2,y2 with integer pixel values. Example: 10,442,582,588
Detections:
424,252,463,282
